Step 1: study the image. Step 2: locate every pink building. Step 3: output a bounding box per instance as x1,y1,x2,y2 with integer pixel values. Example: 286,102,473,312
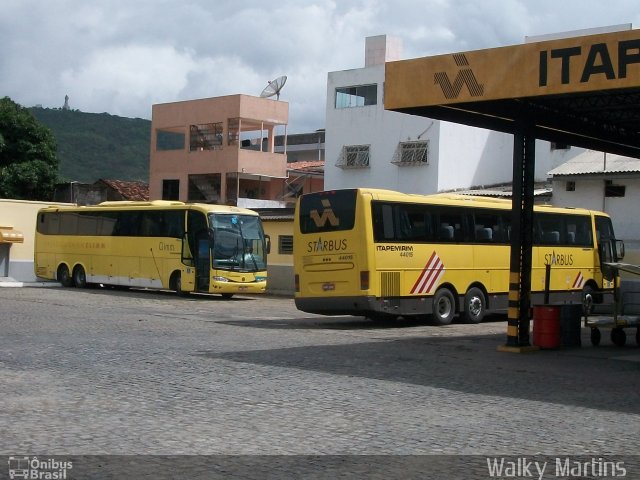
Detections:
150,94,290,206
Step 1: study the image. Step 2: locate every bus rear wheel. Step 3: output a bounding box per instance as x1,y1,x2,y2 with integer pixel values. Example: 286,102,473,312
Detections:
462,287,486,324
73,265,88,288
432,288,455,325
582,285,595,315
57,264,74,287
221,293,234,299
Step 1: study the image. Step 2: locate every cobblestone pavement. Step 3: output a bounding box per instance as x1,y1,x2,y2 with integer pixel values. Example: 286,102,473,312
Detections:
1,286,639,469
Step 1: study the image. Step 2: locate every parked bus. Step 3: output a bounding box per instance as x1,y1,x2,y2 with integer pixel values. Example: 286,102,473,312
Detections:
35,201,269,297
293,188,624,324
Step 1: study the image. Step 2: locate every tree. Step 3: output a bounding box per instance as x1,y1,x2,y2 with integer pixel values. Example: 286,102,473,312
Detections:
0,96,59,200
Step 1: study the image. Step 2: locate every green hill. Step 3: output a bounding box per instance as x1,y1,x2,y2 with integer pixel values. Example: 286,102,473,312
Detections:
29,107,151,183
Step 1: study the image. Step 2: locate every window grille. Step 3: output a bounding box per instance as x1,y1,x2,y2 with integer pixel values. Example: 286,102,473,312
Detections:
336,145,370,169
392,140,429,165
189,123,223,151
278,235,294,254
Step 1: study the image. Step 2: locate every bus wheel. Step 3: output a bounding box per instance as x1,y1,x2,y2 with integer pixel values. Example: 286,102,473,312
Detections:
57,265,74,287
582,285,595,315
462,287,486,324
221,293,234,299
611,328,626,347
170,272,189,297
432,288,455,325
72,265,88,288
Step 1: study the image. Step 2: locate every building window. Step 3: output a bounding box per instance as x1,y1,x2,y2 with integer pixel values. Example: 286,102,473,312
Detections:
156,129,185,151
278,235,293,255
566,181,575,192
188,174,221,202
335,84,377,108
336,145,370,169
605,183,626,197
550,142,570,151
162,179,180,200
392,140,429,165
227,118,239,146
190,123,223,151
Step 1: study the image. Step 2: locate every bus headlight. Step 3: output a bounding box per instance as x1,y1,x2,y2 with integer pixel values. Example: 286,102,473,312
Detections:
255,276,266,282
213,276,230,282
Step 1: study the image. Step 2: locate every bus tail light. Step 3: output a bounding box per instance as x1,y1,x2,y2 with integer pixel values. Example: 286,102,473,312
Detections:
294,274,300,292
360,271,369,290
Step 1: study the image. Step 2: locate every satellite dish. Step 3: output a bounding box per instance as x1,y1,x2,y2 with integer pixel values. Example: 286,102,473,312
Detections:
260,75,287,100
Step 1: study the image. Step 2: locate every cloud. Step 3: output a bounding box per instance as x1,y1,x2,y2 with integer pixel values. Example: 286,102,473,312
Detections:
1,0,639,132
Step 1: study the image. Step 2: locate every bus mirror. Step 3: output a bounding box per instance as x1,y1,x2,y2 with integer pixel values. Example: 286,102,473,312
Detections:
265,234,271,254
615,239,625,262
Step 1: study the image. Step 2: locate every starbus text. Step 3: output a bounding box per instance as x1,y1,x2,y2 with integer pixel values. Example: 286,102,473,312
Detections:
307,237,348,253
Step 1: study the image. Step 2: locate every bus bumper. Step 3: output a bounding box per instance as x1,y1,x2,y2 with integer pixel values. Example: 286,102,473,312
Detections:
294,296,379,315
211,281,267,295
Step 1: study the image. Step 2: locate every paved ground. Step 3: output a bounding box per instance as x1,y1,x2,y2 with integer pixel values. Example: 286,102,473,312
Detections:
1,286,639,478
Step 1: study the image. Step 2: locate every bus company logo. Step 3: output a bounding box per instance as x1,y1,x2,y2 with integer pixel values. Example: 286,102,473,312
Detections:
572,271,585,289
310,199,339,228
411,251,445,294
434,53,484,99
8,456,73,479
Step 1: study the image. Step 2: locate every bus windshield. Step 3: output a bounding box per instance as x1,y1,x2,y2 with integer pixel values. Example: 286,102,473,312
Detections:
209,213,266,272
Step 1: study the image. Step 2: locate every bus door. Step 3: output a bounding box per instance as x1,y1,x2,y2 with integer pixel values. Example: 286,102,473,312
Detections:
595,215,624,283
195,231,211,291
187,210,211,292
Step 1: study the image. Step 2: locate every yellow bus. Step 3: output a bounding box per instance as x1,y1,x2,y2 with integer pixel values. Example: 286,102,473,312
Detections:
293,188,624,324
35,201,269,297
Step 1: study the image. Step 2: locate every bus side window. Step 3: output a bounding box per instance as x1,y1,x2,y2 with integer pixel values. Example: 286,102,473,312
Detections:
164,211,184,238
114,211,140,236
381,204,395,240
439,224,454,241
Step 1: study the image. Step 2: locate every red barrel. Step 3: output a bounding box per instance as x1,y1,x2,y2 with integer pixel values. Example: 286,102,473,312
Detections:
533,305,561,349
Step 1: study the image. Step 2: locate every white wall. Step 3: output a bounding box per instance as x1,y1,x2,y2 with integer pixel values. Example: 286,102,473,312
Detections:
437,123,513,190
325,65,441,194
535,142,586,180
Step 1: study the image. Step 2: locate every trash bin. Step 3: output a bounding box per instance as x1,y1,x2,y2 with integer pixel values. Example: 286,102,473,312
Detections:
533,305,561,349
559,303,582,347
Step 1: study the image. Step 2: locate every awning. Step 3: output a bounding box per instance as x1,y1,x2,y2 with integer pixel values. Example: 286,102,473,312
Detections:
0,227,24,244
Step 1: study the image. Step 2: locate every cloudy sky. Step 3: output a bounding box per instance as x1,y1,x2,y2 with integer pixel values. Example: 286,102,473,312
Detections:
2,0,638,132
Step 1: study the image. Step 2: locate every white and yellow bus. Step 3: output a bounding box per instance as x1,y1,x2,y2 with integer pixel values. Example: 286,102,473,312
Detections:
294,188,624,324
35,201,269,297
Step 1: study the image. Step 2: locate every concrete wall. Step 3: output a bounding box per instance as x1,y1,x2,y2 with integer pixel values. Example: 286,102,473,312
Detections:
0,199,72,282
262,219,294,295
551,176,640,276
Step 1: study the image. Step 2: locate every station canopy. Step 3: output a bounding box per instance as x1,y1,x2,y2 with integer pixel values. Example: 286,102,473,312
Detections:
384,28,640,158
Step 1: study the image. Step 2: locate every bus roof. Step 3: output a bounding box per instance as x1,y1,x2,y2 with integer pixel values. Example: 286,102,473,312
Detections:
38,201,260,216
343,187,608,217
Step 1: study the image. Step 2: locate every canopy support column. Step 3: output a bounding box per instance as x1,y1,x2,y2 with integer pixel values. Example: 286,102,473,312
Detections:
503,120,536,350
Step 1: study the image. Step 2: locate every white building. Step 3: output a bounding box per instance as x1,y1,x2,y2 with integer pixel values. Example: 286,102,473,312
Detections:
324,35,584,194
549,151,640,264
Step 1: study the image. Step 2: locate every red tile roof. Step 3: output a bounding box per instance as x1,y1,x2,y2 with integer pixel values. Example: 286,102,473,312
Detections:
97,179,149,201
287,161,324,173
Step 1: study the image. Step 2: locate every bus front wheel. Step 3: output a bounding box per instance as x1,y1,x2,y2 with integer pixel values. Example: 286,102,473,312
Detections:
462,287,486,324
170,272,189,297
73,265,88,288
57,265,74,288
432,288,456,326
